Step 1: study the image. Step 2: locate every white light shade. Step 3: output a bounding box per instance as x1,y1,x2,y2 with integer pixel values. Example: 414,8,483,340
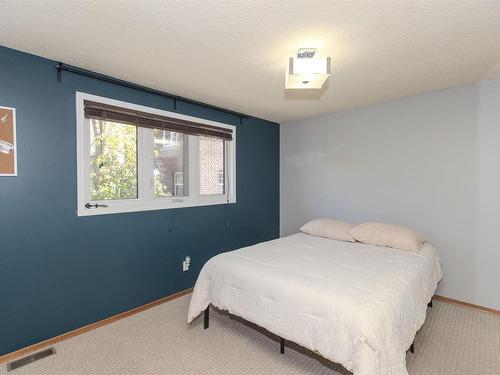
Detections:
285,56,331,89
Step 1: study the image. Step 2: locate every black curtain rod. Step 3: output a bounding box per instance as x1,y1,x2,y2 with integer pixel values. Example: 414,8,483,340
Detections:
55,62,248,121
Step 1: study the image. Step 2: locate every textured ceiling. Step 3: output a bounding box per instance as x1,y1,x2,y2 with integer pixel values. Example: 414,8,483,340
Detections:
1,1,500,123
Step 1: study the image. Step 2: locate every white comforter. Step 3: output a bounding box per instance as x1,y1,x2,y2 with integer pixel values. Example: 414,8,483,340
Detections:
188,233,442,375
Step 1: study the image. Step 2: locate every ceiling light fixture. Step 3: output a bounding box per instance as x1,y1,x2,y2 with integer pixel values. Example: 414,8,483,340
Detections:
285,48,331,90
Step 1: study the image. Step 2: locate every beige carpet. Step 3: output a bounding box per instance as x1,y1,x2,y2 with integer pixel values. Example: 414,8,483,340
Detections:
3,295,500,375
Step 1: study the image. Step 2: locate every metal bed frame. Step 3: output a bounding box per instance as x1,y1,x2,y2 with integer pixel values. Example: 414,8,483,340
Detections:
202,298,434,355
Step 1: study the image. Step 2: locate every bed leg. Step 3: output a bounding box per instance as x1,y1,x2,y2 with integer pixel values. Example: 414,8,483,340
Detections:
428,299,433,308
410,342,415,353
280,337,285,354
204,306,209,329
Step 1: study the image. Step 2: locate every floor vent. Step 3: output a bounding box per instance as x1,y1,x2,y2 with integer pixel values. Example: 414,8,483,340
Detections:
6,347,56,372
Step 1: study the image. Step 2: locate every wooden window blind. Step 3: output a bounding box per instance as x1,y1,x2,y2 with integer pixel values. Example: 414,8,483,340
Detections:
84,100,233,141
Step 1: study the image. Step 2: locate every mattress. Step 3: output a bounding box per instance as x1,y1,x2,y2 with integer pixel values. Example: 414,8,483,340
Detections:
188,233,442,375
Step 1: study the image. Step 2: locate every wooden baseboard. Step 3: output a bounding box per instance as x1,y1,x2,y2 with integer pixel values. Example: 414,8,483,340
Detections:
2,289,497,365
0,288,193,364
434,294,500,316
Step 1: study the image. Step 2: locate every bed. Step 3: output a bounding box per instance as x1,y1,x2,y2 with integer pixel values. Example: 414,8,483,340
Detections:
187,232,442,375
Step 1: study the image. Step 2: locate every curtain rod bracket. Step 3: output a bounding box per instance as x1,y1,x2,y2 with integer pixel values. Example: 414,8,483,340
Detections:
56,62,63,82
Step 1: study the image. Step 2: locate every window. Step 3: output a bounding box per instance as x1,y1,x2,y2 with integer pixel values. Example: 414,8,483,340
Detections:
89,119,138,200
199,136,224,195
153,129,187,198
76,92,236,216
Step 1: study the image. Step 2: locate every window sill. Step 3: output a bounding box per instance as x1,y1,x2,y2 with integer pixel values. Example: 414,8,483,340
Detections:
77,197,236,217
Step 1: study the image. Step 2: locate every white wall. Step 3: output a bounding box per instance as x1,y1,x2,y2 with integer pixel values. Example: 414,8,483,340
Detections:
281,78,500,310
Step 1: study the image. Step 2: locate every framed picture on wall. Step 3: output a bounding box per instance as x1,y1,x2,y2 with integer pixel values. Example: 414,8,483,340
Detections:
0,106,17,176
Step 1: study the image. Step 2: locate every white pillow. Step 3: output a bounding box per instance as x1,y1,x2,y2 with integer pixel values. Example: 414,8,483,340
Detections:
348,222,426,251
300,219,356,242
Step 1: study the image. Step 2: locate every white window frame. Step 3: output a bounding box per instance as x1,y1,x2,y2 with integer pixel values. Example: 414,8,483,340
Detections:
76,92,236,217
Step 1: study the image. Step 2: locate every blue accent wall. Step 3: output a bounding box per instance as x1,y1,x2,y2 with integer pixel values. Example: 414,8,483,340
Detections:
0,46,280,355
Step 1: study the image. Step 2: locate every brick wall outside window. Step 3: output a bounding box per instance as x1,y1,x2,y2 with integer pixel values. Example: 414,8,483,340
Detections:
199,136,224,195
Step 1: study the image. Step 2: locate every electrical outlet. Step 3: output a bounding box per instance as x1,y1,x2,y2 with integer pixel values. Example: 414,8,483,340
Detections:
183,256,191,271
